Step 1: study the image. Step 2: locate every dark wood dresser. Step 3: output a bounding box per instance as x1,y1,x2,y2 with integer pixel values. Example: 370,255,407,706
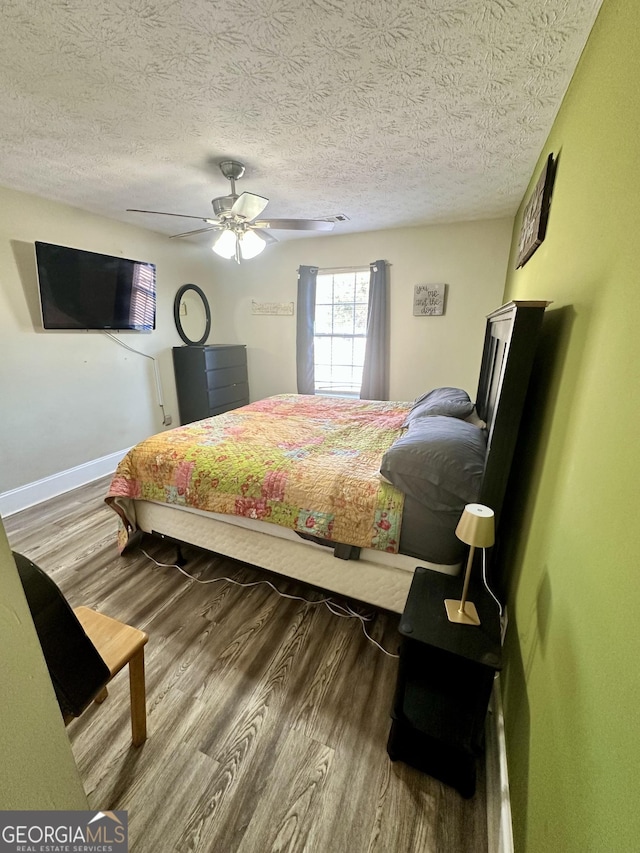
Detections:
172,344,249,424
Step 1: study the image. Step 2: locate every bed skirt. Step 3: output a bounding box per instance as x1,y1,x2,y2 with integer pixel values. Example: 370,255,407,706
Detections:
132,500,461,614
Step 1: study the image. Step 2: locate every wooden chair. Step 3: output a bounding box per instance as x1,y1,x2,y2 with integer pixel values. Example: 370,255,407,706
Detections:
73,606,148,747
14,551,149,748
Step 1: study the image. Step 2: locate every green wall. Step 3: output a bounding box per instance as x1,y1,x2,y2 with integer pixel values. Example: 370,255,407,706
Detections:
0,518,88,808
501,1,639,850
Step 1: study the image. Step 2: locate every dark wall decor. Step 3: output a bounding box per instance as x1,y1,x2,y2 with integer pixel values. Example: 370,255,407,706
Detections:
516,153,556,268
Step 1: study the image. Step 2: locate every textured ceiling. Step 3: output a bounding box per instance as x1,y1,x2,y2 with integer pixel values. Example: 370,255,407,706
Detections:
0,0,603,241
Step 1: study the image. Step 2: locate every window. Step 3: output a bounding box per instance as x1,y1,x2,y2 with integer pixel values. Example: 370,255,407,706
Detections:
129,262,156,329
314,269,370,396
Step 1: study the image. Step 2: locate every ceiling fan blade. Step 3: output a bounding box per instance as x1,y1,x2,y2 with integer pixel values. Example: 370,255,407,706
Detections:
127,208,216,223
169,225,223,239
253,218,335,232
231,192,269,221
250,227,279,245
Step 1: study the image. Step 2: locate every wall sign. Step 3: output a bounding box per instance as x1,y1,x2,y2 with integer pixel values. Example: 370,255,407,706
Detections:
516,152,556,268
251,301,294,316
413,283,446,316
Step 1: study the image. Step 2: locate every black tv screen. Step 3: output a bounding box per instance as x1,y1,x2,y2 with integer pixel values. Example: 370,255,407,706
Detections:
35,241,156,331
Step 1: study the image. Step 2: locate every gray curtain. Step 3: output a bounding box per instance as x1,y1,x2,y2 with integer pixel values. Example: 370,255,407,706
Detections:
360,260,389,400
296,265,318,394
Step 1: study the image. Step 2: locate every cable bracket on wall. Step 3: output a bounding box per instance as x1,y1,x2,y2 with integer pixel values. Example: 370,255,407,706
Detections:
103,332,172,426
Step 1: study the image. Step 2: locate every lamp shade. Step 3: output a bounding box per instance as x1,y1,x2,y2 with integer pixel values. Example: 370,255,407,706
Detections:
212,229,237,259
239,229,266,259
455,503,495,548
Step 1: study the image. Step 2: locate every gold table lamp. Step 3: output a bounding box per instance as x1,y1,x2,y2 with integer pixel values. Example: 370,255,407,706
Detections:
445,503,495,626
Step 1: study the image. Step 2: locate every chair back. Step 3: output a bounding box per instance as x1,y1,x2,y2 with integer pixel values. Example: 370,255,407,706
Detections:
13,552,110,718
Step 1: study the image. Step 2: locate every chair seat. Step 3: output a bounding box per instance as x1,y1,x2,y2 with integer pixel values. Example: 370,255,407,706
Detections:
74,606,148,677
73,606,149,747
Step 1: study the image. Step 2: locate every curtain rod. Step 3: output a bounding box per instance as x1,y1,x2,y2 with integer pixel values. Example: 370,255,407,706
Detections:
315,263,390,274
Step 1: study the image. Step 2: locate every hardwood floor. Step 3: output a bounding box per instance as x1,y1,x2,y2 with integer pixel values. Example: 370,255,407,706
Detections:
4,478,488,853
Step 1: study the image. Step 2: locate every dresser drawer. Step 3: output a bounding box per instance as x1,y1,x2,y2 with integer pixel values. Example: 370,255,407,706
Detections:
208,382,249,410
203,345,247,371
205,363,248,390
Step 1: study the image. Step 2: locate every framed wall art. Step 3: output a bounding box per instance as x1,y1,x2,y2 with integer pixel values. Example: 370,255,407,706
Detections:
413,283,447,316
516,153,556,268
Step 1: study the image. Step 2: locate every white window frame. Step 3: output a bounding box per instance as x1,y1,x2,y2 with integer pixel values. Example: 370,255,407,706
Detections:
314,268,369,397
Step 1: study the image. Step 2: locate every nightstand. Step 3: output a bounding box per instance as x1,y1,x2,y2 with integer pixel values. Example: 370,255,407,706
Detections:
387,566,502,797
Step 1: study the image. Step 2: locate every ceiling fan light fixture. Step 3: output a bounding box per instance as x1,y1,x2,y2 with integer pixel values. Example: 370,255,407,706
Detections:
238,229,266,260
212,228,237,259
129,159,342,245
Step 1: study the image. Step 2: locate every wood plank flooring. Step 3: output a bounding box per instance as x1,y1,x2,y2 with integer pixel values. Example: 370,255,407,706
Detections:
4,478,488,853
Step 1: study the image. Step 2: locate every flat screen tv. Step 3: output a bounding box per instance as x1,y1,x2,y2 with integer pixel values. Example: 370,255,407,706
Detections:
35,241,156,331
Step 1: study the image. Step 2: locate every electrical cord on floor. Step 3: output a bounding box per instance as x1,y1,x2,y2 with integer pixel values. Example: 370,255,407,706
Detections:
140,548,399,658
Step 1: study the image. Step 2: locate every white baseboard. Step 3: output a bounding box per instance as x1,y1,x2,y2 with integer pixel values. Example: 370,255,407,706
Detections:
0,449,130,517
485,675,514,853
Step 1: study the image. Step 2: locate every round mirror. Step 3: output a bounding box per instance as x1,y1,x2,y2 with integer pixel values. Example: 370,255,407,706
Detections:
174,284,211,346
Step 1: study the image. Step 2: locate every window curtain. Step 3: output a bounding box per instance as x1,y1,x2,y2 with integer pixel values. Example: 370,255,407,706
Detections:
360,260,389,401
296,265,318,394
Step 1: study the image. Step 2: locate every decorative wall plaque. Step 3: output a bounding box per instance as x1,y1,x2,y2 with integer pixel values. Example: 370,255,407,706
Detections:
516,153,556,268
413,283,446,316
251,301,294,315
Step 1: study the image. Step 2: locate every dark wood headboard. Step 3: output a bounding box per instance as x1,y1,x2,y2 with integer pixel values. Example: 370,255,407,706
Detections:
476,301,549,531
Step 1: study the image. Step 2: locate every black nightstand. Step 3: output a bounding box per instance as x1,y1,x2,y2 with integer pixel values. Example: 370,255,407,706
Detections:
387,566,502,797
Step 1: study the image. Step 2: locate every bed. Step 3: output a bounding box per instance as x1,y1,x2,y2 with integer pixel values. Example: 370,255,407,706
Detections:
106,301,548,613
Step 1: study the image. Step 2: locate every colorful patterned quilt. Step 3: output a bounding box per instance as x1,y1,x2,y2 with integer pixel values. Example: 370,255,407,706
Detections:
106,394,411,553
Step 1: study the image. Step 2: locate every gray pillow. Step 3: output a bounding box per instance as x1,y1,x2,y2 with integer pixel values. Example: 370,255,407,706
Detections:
380,416,487,509
404,387,474,426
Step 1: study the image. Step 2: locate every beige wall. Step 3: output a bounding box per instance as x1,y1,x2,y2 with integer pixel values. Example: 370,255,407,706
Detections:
0,517,88,808
0,185,218,492
207,218,513,402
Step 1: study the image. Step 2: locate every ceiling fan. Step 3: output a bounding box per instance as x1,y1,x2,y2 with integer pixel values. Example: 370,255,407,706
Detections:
127,160,344,263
